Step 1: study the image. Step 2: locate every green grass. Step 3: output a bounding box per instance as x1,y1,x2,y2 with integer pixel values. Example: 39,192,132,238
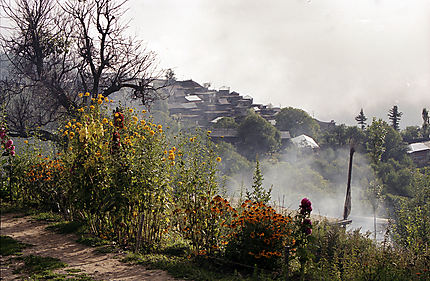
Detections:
12,255,97,280
122,253,275,281
0,202,30,215
14,255,67,274
46,221,85,234
76,235,110,247
93,245,118,254
32,211,63,222
0,235,32,256
28,271,97,281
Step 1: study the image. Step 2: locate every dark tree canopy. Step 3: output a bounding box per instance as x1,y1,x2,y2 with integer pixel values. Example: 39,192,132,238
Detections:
401,126,422,143
238,110,281,160
274,107,320,138
355,108,367,130
388,105,403,131
213,117,238,129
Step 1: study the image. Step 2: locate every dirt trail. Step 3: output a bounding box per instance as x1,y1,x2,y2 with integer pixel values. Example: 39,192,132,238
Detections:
0,213,180,280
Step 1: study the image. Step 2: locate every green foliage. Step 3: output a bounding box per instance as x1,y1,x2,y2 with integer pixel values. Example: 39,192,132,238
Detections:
238,110,281,160
320,124,366,149
392,168,430,254
422,108,430,138
76,235,110,247
366,118,387,165
0,235,31,255
275,107,320,138
32,212,63,222
388,105,403,131
245,159,271,204
172,130,223,255
355,108,368,130
380,125,409,163
213,117,239,129
215,141,251,176
123,252,245,281
401,126,422,142
309,221,429,281
46,221,85,234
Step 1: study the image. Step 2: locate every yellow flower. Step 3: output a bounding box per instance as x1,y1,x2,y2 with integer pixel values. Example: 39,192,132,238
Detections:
115,113,119,118
90,105,95,110
102,118,108,124
190,137,194,142
129,108,134,113
69,147,73,151
172,147,176,152
67,122,72,127
104,97,109,102
97,99,103,105
72,119,76,122
149,130,155,136
157,124,162,129
170,161,175,166
142,109,147,113
69,132,75,138
141,135,146,140
109,121,114,127
132,116,138,122
78,108,84,113
216,157,222,162
78,93,84,97
207,130,212,134
98,94,104,99
91,98,95,102
63,130,68,135
76,122,82,127
159,128,163,133
65,125,70,129
84,92,90,96
72,125,76,129
24,140,28,144
79,126,88,142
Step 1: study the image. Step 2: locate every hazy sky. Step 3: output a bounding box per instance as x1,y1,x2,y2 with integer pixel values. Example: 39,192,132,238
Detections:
126,0,430,127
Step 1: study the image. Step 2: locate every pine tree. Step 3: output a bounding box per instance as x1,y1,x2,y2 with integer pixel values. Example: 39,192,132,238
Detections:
246,159,271,204
422,108,430,139
355,108,368,129
388,105,403,131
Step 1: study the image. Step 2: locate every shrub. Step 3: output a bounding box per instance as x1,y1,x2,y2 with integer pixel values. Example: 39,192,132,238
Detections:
224,200,292,270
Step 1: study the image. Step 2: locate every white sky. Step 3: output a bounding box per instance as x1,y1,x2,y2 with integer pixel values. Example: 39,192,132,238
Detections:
126,0,430,127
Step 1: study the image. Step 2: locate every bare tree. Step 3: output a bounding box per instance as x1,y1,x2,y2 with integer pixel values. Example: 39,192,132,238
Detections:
62,0,162,101
1,0,164,138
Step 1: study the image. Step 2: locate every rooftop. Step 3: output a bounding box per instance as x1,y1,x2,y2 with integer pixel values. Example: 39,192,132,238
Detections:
408,141,430,153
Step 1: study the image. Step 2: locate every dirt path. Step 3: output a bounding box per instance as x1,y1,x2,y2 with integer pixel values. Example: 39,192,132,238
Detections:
0,213,181,280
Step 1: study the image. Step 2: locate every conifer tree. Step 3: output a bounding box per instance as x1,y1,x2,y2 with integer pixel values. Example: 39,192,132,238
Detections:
355,108,368,129
246,159,271,204
422,108,430,139
388,105,403,131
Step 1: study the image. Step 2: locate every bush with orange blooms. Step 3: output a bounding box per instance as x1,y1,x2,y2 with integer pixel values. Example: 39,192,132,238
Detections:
223,199,293,270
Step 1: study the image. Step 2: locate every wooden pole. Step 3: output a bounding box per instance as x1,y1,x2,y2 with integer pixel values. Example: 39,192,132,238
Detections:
343,141,355,221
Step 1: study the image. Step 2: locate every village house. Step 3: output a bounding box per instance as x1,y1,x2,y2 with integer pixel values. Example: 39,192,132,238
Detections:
407,140,430,167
